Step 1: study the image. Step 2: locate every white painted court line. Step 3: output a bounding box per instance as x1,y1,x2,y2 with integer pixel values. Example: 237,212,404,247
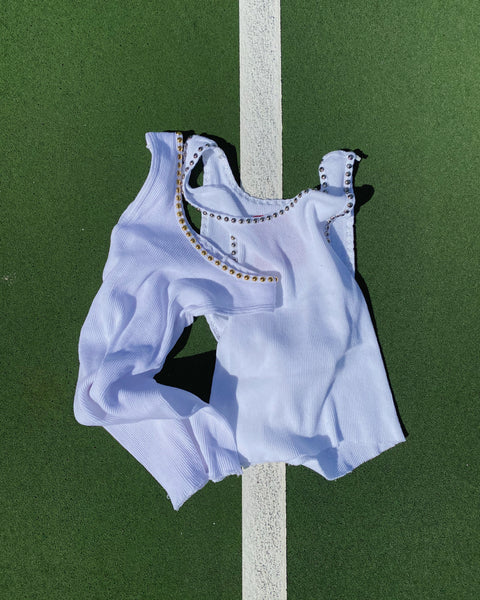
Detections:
239,1,287,599
239,0,283,199
242,462,287,600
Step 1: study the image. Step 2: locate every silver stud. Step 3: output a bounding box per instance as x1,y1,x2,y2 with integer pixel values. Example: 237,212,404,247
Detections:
231,250,236,255
266,215,272,220
323,182,327,187
344,188,349,192
347,193,353,199
346,171,351,177
347,163,352,169
319,167,324,172
285,206,289,211
210,213,215,218
190,160,194,166
321,174,326,180
198,146,203,151
231,218,236,223
273,213,278,218
246,218,251,223
279,210,284,215
347,202,353,208
290,202,294,207
348,154,354,160
238,219,244,224
260,217,265,222
193,153,198,158
345,180,351,185
203,211,207,215
224,216,229,221
217,215,222,220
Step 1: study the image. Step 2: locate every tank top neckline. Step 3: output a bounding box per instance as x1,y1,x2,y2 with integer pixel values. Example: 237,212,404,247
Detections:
172,132,280,286
181,134,316,224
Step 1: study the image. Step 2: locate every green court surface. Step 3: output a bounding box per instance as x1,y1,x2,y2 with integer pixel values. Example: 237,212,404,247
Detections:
1,1,479,599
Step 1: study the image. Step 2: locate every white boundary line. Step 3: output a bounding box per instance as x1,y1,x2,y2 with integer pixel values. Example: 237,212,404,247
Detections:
239,0,283,199
239,2,287,599
242,463,287,599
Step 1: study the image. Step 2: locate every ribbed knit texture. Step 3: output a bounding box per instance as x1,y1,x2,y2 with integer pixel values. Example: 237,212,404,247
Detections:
74,132,277,510
75,132,405,510
184,135,406,478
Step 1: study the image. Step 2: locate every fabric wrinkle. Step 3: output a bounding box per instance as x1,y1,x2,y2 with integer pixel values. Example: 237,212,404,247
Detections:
74,132,405,509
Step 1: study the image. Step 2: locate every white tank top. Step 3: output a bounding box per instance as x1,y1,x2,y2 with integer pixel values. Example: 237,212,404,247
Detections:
74,132,405,509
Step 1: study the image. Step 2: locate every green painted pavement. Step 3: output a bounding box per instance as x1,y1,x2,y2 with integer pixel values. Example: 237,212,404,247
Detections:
2,1,479,598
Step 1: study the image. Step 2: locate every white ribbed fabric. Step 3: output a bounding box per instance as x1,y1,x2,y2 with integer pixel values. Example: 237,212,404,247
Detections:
184,135,405,476
74,131,405,510
74,132,278,510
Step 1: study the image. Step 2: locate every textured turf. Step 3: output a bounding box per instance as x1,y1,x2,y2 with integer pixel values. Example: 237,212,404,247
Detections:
1,2,239,599
2,1,479,599
282,1,480,598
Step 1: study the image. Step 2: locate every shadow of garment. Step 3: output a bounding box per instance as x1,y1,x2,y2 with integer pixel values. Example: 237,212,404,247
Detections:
155,350,217,404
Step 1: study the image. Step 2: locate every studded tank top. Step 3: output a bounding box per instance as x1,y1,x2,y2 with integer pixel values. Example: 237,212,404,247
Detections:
74,132,405,509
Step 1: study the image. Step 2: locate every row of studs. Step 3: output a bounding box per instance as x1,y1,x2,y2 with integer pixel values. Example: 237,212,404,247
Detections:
197,191,308,225
182,137,311,224
324,207,354,243
175,133,277,283
230,235,238,262
319,153,356,196
322,154,356,243
182,138,214,179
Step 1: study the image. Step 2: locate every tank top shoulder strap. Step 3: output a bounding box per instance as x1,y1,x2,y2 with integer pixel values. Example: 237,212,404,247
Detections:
118,132,180,226
182,134,237,190
318,150,361,197
182,135,245,217
318,150,361,274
